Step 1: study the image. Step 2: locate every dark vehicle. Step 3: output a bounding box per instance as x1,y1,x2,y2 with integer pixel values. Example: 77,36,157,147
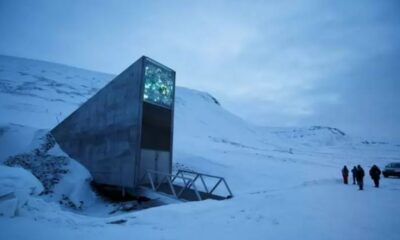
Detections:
382,163,400,178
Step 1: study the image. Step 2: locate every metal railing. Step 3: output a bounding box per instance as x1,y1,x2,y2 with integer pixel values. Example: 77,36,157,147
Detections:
139,169,233,201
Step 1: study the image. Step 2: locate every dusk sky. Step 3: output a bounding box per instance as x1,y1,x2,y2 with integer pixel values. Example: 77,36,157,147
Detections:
1,0,399,141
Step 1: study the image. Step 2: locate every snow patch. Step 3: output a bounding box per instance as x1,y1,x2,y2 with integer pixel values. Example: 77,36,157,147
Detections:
0,165,43,217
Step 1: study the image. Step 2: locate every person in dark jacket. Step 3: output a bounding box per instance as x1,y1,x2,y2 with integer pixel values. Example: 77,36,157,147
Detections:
356,165,365,190
369,165,381,188
351,166,357,185
342,166,349,184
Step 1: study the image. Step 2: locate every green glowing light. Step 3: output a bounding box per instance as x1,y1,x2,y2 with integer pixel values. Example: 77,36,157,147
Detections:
143,61,174,107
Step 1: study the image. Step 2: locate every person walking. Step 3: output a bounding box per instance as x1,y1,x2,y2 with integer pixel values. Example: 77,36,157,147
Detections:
369,165,381,188
342,166,349,184
356,165,365,190
351,166,357,185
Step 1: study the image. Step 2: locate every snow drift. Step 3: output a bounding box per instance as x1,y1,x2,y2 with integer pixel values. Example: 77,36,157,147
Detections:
0,165,43,217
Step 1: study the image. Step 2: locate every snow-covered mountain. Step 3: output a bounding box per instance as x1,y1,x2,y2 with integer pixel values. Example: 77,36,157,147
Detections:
0,55,399,240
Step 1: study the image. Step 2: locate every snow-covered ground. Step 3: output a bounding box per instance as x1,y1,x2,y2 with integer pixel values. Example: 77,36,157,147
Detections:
0,55,399,239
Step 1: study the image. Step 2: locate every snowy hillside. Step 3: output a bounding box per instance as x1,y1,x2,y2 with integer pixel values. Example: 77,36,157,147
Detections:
1,55,400,240
0,55,113,128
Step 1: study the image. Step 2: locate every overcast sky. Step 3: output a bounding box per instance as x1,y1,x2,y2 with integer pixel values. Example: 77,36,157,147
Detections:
1,0,399,141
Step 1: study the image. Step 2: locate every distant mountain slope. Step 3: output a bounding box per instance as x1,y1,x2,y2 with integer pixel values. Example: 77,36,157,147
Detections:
0,54,346,147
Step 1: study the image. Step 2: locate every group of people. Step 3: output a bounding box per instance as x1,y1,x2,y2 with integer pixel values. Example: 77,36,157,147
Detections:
341,165,381,190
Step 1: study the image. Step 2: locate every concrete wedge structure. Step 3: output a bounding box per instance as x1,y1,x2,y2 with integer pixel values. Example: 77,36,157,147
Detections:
51,56,176,190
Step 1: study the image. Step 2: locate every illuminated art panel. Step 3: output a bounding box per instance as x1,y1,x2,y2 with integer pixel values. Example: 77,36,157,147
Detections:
143,60,174,108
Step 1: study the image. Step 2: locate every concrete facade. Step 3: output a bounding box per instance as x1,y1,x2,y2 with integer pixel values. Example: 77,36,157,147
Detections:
51,56,175,189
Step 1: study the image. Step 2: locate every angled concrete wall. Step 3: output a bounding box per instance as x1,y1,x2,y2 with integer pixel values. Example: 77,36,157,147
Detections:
51,56,175,189
52,58,144,188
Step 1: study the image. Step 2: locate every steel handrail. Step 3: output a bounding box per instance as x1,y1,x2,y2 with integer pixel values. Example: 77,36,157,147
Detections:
140,169,233,201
